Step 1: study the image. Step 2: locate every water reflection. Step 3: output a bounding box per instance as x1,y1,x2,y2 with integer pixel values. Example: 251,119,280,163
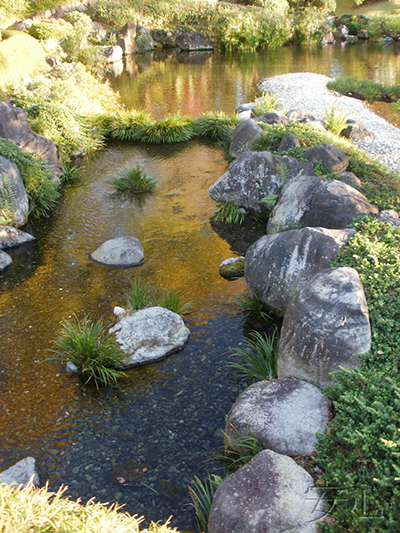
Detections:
110,45,400,119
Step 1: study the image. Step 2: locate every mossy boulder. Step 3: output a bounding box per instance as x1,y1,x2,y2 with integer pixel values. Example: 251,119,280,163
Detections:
0,33,47,88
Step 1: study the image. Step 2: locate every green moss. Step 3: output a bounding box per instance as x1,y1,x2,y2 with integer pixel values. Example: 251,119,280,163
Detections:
0,33,47,89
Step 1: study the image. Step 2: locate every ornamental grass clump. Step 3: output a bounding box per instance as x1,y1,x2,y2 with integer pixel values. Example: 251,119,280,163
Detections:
188,474,223,533
108,165,156,194
52,315,126,388
124,279,192,316
0,481,178,533
323,105,350,137
227,329,279,385
193,111,239,146
253,92,280,117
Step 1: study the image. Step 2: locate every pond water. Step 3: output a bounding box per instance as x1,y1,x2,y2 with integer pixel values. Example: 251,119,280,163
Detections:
1,44,400,531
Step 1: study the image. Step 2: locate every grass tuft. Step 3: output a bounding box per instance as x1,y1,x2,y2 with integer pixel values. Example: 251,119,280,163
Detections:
188,474,223,533
51,315,126,388
193,112,239,146
253,92,280,116
227,329,279,385
124,279,192,317
108,165,156,194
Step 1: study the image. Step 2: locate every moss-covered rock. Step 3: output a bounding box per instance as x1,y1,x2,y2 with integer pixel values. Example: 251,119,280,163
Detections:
219,256,245,280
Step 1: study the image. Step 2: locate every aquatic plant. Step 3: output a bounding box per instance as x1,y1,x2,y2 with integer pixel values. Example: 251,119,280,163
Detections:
124,279,192,316
212,200,245,224
0,481,178,533
52,314,126,388
231,289,271,321
222,426,265,473
108,165,156,194
139,115,195,144
227,329,279,384
60,160,84,182
188,474,223,533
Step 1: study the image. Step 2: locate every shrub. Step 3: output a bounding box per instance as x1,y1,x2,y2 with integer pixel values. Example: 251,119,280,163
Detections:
227,329,279,385
28,21,73,41
327,77,400,103
0,34,47,89
108,165,157,193
316,217,400,531
52,315,126,388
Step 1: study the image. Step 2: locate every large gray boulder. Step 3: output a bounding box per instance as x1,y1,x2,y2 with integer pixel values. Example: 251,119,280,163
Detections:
208,449,324,533
90,236,144,267
0,225,34,249
175,31,213,50
0,457,39,488
305,180,379,229
209,151,284,218
303,143,349,173
244,227,355,313
277,267,371,390
229,119,264,159
0,250,12,271
209,151,314,218
109,306,190,367
226,378,330,455
267,174,326,234
0,102,61,175
0,156,29,226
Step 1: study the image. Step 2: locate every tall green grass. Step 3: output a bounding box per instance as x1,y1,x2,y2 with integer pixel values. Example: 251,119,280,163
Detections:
108,165,156,193
52,315,126,388
124,279,192,316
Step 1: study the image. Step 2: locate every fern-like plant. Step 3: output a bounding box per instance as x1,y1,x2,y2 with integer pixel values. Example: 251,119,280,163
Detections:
0,174,16,225
212,200,245,224
324,105,350,136
253,92,280,117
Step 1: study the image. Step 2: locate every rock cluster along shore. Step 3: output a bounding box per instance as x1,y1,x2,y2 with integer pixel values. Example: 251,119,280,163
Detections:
208,73,400,532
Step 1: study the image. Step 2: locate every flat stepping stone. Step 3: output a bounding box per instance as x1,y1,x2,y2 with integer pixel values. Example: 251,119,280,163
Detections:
90,237,144,267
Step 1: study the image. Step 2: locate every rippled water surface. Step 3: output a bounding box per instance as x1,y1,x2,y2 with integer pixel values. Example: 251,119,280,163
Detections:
2,44,400,530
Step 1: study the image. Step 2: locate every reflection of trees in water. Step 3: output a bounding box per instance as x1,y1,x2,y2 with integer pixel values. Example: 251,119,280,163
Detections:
109,45,400,119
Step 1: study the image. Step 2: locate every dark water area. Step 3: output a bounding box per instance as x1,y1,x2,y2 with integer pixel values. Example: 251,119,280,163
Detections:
2,43,400,531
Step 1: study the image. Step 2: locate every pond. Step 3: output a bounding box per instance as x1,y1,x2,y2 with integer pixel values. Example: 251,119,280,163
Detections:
1,44,400,531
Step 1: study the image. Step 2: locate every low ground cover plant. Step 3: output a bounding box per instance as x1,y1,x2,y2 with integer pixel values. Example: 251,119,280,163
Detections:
327,76,400,103
52,314,126,388
316,217,400,531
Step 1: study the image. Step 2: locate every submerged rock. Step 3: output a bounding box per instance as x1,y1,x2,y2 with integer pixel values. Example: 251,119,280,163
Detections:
90,236,144,267
109,306,190,367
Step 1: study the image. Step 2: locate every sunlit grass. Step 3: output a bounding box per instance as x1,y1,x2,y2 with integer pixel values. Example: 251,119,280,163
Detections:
124,279,192,316
107,165,156,194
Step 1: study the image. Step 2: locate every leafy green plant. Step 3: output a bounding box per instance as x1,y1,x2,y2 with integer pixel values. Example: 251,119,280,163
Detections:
140,115,195,144
227,329,279,385
108,165,156,194
52,315,126,388
324,105,350,136
327,77,400,104
188,474,223,533
212,200,245,224
124,279,192,316
60,160,84,182
231,289,272,321
253,92,280,116
0,137,60,219
0,174,16,225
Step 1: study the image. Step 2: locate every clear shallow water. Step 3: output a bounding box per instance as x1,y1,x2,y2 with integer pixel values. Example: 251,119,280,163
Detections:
2,44,400,531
